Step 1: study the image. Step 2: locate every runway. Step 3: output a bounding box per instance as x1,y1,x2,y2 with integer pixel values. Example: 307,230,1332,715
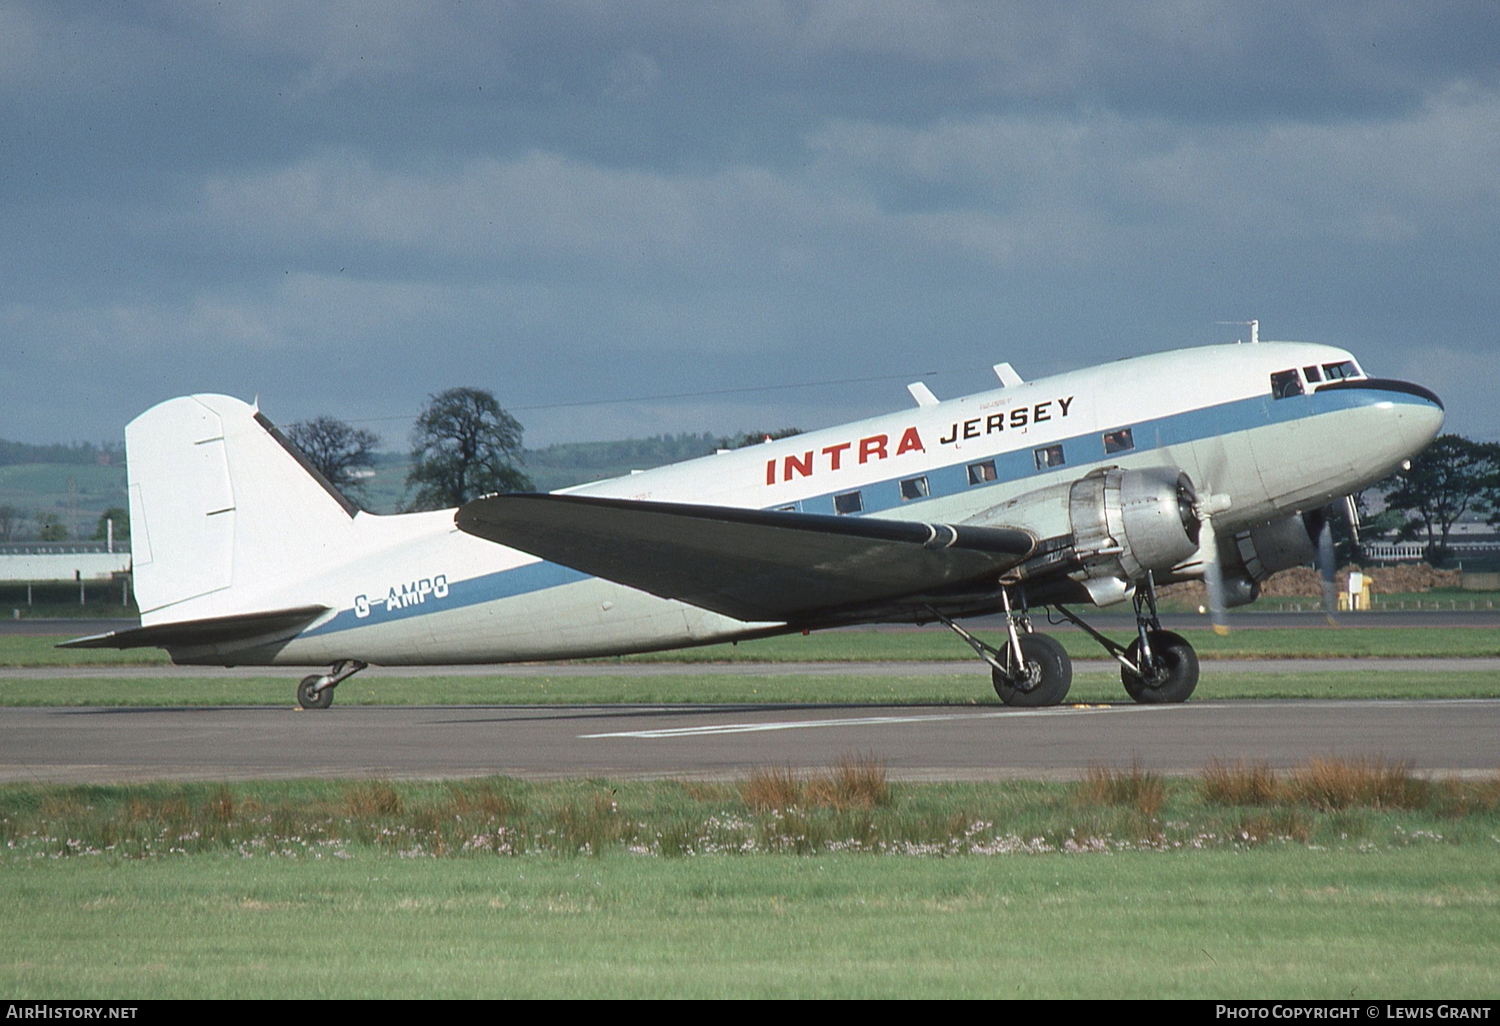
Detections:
3,698,1495,783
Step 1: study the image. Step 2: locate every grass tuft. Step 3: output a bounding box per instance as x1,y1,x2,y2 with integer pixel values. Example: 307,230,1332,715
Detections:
208,786,236,823
1438,773,1500,817
443,780,525,818
743,753,891,812
811,752,892,810
742,765,804,812
344,780,404,817
1078,759,1166,818
1201,759,1278,805
1287,755,1431,811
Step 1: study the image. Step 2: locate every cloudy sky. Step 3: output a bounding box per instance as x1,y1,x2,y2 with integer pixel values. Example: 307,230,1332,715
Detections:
3,1,1498,451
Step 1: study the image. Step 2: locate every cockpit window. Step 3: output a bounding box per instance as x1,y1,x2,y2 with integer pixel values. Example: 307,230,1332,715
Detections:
1303,365,1322,383
1270,369,1304,400
1322,360,1360,381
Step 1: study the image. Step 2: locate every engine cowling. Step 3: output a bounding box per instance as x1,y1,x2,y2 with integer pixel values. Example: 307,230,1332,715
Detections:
1214,514,1319,606
968,466,1201,605
1068,467,1201,601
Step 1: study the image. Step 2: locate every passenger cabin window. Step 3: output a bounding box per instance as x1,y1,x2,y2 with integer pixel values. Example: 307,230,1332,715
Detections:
899,476,930,501
1033,445,1065,470
833,490,863,515
1103,428,1135,455
773,504,797,513
1270,369,1304,399
967,460,997,485
1322,360,1359,381
1303,365,1322,383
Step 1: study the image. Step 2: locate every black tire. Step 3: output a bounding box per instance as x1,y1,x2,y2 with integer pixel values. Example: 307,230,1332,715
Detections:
992,633,1073,707
297,674,335,710
1121,630,1199,703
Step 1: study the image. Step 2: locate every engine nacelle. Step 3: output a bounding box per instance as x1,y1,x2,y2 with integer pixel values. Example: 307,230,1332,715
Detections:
1231,515,1318,581
1214,514,1319,605
1166,512,1320,607
968,466,1201,605
1068,467,1201,601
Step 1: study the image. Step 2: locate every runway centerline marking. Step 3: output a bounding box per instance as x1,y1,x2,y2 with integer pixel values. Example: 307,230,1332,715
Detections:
579,705,1131,739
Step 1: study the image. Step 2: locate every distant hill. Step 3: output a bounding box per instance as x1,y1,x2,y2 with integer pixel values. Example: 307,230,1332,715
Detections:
0,430,798,523
349,431,800,512
0,439,123,467
523,434,724,493
351,434,722,511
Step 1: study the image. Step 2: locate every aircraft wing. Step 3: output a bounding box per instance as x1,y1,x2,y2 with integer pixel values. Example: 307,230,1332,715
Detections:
456,494,1036,623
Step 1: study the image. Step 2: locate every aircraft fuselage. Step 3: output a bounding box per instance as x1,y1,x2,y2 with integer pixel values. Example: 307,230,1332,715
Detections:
144,340,1441,667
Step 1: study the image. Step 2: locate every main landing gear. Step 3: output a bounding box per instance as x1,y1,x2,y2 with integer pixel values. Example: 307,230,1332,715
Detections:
296,659,368,709
933,573,1200,707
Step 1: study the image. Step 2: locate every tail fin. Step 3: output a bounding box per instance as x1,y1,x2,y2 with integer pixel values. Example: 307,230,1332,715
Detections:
127,395,358,622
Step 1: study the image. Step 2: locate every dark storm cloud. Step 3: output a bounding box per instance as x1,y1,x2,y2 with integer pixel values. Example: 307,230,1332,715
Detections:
2,1,1498,446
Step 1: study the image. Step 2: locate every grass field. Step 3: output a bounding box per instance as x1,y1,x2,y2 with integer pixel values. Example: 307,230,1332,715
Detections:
3,669,1500,706
4,624,1500,669
3,769,1497,998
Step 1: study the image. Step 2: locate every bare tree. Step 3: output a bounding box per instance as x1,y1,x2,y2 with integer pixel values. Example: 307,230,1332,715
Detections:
284,417,382,500
406,388,532,510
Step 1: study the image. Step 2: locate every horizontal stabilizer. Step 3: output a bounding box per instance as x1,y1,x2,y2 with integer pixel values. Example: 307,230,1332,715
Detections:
456,494,1035,623
59,605,329,650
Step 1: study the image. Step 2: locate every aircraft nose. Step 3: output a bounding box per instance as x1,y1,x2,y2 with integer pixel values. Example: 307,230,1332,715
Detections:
1307,377,1445,486
1318,377,1444,454
1384,380,1445,454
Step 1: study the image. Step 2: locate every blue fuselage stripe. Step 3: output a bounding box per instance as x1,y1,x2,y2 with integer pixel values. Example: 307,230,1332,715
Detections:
303,559,591,637
306,385,1429,637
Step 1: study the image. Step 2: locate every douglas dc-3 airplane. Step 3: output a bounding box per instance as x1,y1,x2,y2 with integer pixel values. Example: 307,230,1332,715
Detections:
66,327,1444,708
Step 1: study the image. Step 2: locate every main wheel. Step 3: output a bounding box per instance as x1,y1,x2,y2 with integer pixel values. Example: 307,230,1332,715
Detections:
297,674,335,710
992,633,1073,707
1121,630,1199,703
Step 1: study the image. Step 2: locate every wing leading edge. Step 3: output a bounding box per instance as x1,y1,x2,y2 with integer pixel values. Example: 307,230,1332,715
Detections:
455,494,1036,623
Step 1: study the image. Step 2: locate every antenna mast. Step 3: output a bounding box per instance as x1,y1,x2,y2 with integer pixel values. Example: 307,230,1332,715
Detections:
1216,319,1260,344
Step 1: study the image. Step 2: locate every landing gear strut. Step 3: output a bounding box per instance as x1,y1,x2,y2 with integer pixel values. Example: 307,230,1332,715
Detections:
929,590,1073,707
296,659,368,709
1051,572,1199,704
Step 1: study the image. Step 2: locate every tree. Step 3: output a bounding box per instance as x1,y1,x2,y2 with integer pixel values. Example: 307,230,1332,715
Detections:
0,505,21,543
93,507,130,542
716,427,803,450
1378,434,1500,563
406,388,533,510
35,511,68,541
284,417,382,499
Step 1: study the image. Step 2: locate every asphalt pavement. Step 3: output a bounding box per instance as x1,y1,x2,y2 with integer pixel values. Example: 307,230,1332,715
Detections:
3,698,1495,784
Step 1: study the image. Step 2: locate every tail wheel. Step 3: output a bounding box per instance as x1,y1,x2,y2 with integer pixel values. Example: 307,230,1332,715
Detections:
992,633,1072,707
1121,630,1199,703
297,674,335,710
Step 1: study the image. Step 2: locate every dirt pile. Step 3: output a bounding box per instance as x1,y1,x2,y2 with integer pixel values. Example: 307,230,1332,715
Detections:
1157,563,1462,601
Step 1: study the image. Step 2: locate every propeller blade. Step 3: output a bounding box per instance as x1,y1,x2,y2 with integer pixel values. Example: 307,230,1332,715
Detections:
1197,509,1230,636
1316,513,1339,624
